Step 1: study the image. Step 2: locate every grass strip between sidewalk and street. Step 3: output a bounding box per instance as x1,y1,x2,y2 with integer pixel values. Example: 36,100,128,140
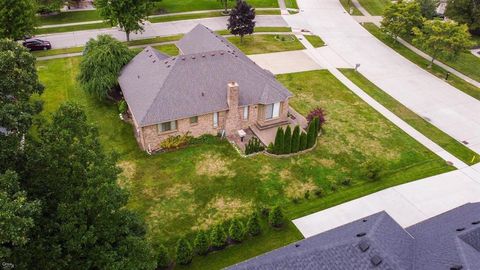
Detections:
363,23,480,102
340,68,480,165
304,35,325,47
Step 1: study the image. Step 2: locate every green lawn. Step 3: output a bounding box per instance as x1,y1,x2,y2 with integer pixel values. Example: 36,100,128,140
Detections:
227,35,305,54
284,0,299,9
358,0,390,15
37,10,102,25
152,0,278,14
364,23,480,102
340,69,480,165
339,0,363,15
304,35,325,47
215,27,292,35
36,57,452,268
148,11,223,23
35,22,111,35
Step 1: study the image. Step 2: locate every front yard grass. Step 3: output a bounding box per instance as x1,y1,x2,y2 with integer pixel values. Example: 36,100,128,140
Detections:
36,57,452,268
340,69,480,165
304,35,325,47
227,34,305,54
357,0,390,15
339,0,363,15
363,23,480,101
35,22,111,35
152,0,278,14
37,10,102,25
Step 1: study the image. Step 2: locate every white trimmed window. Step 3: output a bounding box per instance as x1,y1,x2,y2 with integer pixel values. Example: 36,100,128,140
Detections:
265,102,280,119
243,106,249,120
213,112,219,127
158,120,177,132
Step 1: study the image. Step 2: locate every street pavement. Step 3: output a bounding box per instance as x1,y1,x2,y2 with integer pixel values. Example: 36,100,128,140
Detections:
285,0,480,154
38,15,288,49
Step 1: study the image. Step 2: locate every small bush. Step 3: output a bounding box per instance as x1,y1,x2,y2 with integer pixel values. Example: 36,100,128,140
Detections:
299,132,308,151
306,121,316,148
292,197,300,204
269,206,284,228
267,142,274,153
272,127,284,154
228,219,245,243
210,225,227,249
175,238,193,265
246,212,261,236
362,160,381,181
340,178,352,186
245,137,264,155
283,125,292,154
260,207,270,217
159,132,192,150
193,231,209,256
156,244,170,269
314,187,324,197
304,190,310,200
118,99,127,114
330,182,338,192
291,126,300,153
306,107,326,130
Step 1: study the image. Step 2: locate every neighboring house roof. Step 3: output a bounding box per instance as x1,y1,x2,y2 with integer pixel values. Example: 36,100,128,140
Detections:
229,203,480,270
119,24,292,127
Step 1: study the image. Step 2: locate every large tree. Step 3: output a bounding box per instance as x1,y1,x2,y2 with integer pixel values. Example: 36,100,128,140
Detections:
413,20,474,67
12,103,156,269
0,0,37,40
381,0,424,40
78,34,134,100
0,39,44,172
445,0,480,34
227,0,256,43
0,171,40,262
415,0,439,19
95,0,151,41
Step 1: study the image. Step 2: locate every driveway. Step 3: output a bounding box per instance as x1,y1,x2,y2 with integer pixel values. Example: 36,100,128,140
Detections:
284,0,480,154
293,166,480,237
39,15,288,49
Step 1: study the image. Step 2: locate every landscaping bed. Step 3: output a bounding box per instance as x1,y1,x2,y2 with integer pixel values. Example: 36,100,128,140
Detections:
36,57,452,268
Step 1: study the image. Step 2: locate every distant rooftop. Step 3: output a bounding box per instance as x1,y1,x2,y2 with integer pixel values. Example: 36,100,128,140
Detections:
229,202,480,270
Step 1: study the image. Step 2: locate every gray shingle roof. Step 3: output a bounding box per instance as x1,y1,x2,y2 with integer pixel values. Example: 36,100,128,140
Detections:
118,24,292,127
229,203,480,270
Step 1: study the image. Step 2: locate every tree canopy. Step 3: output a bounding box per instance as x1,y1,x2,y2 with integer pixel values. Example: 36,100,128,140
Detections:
0,39,44,172
0,0,37,40
381,1,423,40
413,20,474,67
415,0,439,19
95,0,151,41
11,103,156,269
228,0,256,43
78,35,134,100
36,0,64,14
445,0,480,34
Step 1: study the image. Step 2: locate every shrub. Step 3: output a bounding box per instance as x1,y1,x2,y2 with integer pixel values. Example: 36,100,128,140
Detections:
193,231,209,256
330,182,338,192
306,121,316,148
246,212,261,236
291,126,300,153
228,219,245,243
118,99,127,114
159,133,192,150
299,132,308,151
340,178,352,186
260,207,270,217
283,125,292,154
314,187,324,197
269,206,284,228
363,160,381,181
210,225,227,249
306,107,326,130
267,142,274,153
273,127,284,154
245,137,264,155
156,244,170,269
304,190,310,200
175,238,193,265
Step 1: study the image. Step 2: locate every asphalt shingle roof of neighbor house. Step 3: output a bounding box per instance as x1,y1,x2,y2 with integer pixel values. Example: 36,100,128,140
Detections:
118,24,292,127
228,202,480,270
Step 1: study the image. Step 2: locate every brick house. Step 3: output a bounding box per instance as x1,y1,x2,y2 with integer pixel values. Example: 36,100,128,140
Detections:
118,24,293,152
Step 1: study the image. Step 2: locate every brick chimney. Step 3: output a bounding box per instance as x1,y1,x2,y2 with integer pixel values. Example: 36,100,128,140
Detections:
225,82,240,135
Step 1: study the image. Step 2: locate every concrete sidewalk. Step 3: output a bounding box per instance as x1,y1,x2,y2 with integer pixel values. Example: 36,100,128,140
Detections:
285,0,480,155
38,15,288,49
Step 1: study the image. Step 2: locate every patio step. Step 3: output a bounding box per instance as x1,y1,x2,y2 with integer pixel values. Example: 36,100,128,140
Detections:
255,120,289,131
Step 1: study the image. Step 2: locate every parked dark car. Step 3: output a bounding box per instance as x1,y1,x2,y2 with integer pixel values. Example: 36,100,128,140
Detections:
22,38,52,51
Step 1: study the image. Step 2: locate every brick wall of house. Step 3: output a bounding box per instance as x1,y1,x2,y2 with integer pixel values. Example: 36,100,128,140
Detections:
140,111,227,151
